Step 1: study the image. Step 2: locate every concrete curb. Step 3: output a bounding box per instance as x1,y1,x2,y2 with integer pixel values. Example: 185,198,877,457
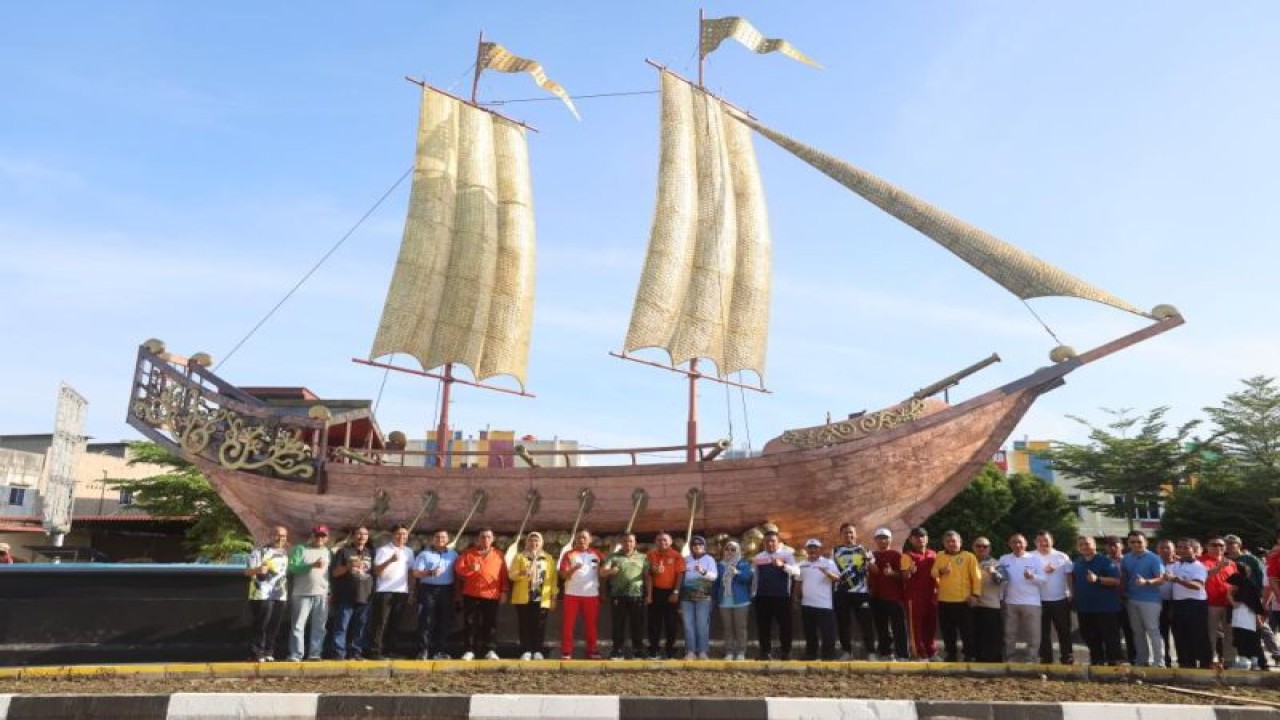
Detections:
0,695,1275,720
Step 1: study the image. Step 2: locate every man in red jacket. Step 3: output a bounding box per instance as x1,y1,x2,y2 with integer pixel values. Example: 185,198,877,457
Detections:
867,527,908,660
902,526,939,661
1201,536,1238,668
454,528,509,660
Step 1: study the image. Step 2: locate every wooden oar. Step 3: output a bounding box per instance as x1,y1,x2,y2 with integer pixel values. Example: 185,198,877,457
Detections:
558,488,595,562
681,488,701,558
405,490,438,535
446,489,488,549
612,488,649,552
504,489,542,567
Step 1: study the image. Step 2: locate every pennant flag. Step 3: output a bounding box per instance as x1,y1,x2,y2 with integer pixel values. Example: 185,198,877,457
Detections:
479,42,581,120
700,16,822,69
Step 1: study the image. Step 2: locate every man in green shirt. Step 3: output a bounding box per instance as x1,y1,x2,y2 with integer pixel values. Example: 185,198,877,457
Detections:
601,532,648,659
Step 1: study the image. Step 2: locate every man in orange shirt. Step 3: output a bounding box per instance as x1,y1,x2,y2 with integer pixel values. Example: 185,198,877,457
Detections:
645,531,686,659
454,528,509,660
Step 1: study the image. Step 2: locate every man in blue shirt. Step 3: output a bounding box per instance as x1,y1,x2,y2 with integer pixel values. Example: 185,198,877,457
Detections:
1120,531,1166,666
411,529,458,660
1072,536,1123,665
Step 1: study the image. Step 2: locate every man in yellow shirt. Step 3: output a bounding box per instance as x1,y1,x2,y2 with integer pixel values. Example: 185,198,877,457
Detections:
930,530,982,662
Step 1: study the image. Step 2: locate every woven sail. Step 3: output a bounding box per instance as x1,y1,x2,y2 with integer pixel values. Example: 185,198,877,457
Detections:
370,86,536,388
625,71,772,378
741,117,1147,317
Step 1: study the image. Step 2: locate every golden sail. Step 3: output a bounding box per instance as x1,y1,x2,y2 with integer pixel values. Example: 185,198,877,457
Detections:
370,86,536,388
624,71,772,378
741,116,1147,317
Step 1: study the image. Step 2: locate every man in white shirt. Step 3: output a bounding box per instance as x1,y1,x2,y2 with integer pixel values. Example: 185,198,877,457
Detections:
999,533,1045,663
797,539,840,661
367,525,414,660
1168,538,1211,668
752,530,801,660
1034,531,1074,665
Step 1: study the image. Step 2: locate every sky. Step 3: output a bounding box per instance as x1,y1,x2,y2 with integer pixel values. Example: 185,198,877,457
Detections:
2,3,1277,459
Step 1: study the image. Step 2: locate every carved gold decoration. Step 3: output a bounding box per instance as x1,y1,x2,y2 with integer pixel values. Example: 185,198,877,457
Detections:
780,398,927,449
130,358,316,479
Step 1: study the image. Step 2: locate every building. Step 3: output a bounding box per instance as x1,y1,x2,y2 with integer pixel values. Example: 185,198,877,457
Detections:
404,430,583,468
0,435,189,562
1005,438,1161,539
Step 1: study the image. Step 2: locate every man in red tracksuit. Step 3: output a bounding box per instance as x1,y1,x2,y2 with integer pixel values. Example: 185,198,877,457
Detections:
901,526,939,660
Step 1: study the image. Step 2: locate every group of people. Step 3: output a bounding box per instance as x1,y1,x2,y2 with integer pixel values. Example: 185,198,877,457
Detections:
243,520,1280,670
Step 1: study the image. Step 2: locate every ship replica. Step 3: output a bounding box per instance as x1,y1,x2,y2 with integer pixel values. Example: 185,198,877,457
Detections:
127,17,1183,547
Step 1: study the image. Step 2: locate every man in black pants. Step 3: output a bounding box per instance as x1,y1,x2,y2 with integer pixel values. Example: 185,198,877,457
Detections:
601,532,647,659
644,532,684,659
1168,538,1212,668
752,530,800,660
831,522,876,660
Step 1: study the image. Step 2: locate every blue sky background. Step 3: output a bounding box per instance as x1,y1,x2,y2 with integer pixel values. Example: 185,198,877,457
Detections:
2,3,1276,457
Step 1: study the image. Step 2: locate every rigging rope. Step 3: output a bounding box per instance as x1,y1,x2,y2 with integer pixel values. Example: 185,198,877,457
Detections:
215,165,414,371
1019,299,1065,346
371,354,395,416
481,89,658,106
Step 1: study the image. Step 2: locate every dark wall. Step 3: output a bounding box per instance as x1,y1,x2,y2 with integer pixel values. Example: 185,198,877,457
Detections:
0,564,248,665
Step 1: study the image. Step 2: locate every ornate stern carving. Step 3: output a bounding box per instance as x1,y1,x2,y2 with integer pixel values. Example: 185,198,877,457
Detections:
128,345,319,480
780,398,928,449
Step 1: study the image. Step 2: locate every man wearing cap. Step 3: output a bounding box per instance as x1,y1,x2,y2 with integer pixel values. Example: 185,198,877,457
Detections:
902,527,939,661
832,523,875,660
680,535,718,660
0,542,12,564
330,526,374,660
868,527,908,661
286,525,332,661
752,529,801,660
798,538,840,660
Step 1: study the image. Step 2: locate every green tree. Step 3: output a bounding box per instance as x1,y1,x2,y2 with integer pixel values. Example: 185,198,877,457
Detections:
108,442,252,561
1161,376,1280,549
925,465,1077,549
1045,407,1202,532
1202,375,1280,479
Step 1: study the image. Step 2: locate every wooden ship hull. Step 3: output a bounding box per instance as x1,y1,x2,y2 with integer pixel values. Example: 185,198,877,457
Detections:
127,314,1182,544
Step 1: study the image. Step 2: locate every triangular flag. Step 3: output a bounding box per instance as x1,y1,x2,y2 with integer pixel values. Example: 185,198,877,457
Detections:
700,16,822,69
479,42,581,120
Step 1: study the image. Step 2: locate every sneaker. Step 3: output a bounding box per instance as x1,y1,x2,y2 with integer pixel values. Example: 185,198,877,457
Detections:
417,652,430,660
867,653,879,662
264,656,276,662
697,652,709,660
484,650,500,661
560,653,573,660
254,656,267,663
588,652,604,660
461,651,475,661
684,652,697,661
610,651,625,661
305,656,322,662
837,652,853,661
520,652,532,661
433,652,450,660
533,652,544,660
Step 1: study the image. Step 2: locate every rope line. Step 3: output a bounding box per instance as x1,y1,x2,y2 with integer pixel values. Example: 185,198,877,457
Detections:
1020,299,1064,346
215,165,414,371
481,89,658,106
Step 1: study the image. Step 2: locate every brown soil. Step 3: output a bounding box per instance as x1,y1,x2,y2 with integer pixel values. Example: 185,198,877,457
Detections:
4,669,1280,706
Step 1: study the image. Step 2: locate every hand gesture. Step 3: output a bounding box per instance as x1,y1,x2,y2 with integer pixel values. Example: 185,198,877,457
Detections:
312,558,325,569
1023,567,1034,580
1044,563,1056,574
1087,570,1098,584
939,563,952,576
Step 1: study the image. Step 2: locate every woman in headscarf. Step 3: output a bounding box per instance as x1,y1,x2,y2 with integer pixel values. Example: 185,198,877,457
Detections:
714,539,754,660
508,532,558,660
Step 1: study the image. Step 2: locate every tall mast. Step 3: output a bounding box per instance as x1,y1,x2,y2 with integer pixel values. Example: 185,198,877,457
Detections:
697,8,705,87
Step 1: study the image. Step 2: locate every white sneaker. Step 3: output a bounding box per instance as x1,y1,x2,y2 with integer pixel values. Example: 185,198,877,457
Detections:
867,653,879,662
461,651,475,661
684,652,697,661
533,652,544,660
520,652,532,661
837,652,853,661
697,652,709,660
484,650,500,661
